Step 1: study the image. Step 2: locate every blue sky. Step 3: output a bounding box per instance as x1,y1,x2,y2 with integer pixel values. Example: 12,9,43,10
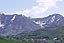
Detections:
0,0,36,12
0,0,64,18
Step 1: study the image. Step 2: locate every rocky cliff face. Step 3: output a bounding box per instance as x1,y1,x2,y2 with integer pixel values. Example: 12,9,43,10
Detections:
0,13,40,35
32,14,64,28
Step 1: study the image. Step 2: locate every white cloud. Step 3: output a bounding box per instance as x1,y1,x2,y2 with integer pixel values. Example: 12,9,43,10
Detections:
13,0,63,18
13,11,22,14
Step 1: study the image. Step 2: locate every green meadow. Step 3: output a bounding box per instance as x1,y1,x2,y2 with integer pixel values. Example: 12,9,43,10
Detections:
0,40,36,43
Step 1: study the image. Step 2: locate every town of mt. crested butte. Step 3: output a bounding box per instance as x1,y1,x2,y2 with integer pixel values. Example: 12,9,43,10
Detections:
0,0,64,43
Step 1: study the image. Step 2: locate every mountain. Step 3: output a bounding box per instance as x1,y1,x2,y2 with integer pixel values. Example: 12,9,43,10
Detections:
32,13,64,28
0,13,41,36
14,24,64,40
0,13,64,41
0,13,64,37
5,13,64,40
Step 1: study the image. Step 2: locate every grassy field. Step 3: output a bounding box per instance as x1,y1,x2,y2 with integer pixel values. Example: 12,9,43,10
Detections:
0,40,36,43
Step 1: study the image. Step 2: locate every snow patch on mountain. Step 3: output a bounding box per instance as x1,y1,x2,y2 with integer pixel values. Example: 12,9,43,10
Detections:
51,16,55,23
39,23,45,28
0,24,4,28
11,15,16,22
57,18,60,21
33,21,45,28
